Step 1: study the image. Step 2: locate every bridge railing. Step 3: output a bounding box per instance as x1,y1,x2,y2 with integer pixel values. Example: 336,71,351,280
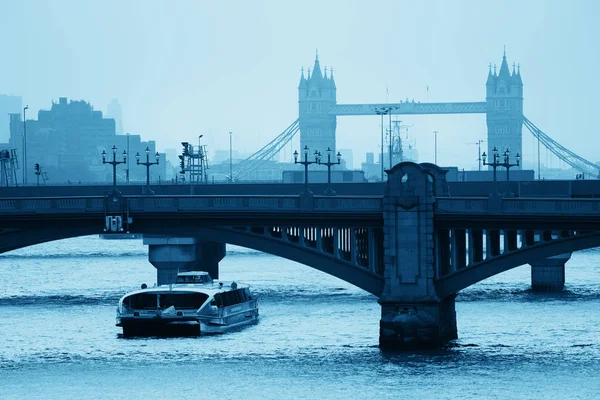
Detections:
0,195,384,215
436,196,600,216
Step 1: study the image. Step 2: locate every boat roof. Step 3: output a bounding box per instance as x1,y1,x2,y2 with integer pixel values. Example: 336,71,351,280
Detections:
118,281,249,302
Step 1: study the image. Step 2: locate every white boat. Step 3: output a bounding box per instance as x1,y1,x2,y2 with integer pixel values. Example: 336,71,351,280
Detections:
116,271,259,337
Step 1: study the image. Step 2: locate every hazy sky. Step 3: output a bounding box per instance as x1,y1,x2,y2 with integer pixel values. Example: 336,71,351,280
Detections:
1,0,599,169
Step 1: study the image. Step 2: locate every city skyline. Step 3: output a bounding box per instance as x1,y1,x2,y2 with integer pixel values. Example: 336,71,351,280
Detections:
1,0,599,171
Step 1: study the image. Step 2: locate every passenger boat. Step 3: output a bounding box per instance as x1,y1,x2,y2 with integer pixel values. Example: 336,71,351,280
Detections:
116,271,259,337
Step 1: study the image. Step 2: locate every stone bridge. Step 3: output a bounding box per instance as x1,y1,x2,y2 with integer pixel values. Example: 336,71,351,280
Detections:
1,163,599,349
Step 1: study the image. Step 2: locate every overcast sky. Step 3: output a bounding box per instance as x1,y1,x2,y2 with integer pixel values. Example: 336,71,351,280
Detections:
1,0,598,169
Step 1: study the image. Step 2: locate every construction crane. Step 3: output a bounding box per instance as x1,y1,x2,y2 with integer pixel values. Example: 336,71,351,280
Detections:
523,117,600,179
466,139,485,171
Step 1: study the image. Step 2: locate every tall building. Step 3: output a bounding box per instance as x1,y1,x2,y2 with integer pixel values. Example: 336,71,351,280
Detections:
486,51,523,168
298,53,337,156
0,95,22,143
9,97,164,184
10,97,116,182
107,98,124,134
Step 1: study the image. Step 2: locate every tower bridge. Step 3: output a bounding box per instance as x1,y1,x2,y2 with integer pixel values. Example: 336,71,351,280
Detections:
235,51,599,180
1,165,600,349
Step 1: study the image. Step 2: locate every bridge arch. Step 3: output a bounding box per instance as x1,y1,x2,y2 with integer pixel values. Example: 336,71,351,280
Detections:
0,224,384,296
435,232,600,297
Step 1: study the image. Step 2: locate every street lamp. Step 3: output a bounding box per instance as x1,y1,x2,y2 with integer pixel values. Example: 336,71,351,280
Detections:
102,145,127,187
502,149,521,181
126,133,130,184
482,147,520,182
481,147,500,182
293,145,320,193
374,107,392,181
136,146,160,186
229,131,233,183
23,105,28,185
318,147,342,196
433,130,438,165
476,139,485,171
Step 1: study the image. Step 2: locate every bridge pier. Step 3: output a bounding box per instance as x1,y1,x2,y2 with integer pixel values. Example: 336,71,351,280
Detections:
143,237,225,285
379,162,457,350
379,297,458,350
529,253,571,292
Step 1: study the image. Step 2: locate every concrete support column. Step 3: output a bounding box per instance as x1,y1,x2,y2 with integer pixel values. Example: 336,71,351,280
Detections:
529,253,571,292
143,236,225,285
379,162,457,350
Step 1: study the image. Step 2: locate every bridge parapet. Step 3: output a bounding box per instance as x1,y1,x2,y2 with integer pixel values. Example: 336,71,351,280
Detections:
436,196,600,216
0,194,384,216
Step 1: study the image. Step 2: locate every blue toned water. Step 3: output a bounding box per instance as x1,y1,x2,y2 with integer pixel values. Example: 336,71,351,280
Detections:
1,236,599,399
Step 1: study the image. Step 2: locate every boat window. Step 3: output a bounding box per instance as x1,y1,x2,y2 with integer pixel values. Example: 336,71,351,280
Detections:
159,293,209,309
214,289,249,307
125,293,157,309
176,275,209,284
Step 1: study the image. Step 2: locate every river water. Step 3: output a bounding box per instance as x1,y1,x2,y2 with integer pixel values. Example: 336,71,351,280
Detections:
0,236,599,399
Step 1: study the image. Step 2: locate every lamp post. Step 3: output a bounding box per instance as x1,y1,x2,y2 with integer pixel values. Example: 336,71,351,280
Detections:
136,146,160,186
23,105,28,184
374,107,392,181
433,130,438,165
126,133,130,184
318,147,341,196
293,145,320,193
476,139,485,171
229,131,233,183
482,147,520,182
502,149,521,181
102,145,127,187
482,147,500,182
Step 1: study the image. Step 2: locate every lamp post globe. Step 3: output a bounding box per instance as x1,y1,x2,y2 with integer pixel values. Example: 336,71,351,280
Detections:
294,146,320,194
319,147,342,196
102,145,127,187
137,146,159,188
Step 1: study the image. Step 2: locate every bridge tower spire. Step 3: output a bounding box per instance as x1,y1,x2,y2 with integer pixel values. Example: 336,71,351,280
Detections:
485,50,524,169
298,52,337,156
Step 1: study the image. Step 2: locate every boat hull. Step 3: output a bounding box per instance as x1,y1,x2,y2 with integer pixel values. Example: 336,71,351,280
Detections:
117,301,259,337
120,319,200,337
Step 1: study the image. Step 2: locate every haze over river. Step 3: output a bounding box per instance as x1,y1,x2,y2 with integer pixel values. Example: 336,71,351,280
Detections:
1,236,599,399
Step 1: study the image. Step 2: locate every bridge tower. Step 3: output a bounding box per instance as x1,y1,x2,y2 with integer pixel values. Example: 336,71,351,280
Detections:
486,50,523,167
298,52,337,156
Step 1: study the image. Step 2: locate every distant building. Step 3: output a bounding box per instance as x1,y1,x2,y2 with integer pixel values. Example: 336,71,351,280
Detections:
361,152,384,182
338,148,353,170
213,149,245,164
107,99,124,134
164,148,179,166
0,94,22,143
9,97,163,184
